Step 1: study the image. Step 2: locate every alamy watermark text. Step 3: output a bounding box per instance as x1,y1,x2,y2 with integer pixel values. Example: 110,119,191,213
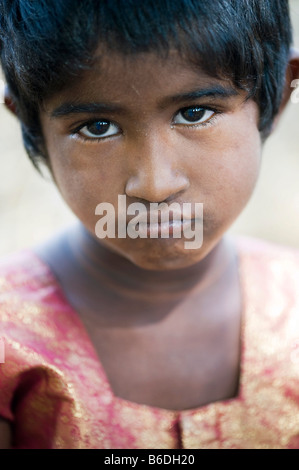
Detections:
95,195,203,249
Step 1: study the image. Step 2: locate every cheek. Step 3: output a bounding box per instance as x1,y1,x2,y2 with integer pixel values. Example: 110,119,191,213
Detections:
190,109,262,215
178,117,262,244
45,137,124,227
212,137,261,204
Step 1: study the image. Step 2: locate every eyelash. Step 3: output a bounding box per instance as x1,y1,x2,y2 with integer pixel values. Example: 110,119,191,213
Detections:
70,106,222,142
70,119,120,143
179,110,220,129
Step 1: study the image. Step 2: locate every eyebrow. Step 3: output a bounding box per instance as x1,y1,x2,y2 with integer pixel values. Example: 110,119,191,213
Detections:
50,85,239,119
50,102,124,118
162,85,239,107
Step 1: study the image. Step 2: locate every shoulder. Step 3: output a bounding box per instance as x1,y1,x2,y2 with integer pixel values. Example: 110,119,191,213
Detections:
0,248,78,337
232,235,299,367
233,235,299,315
0,247,66,351
234,236,299,374
0,249,54,296
0,248,76,370
232,238,299,436
0,250,55,422
234,235,299,290
0,249,63,325
235,234,299,261
0,250,81,424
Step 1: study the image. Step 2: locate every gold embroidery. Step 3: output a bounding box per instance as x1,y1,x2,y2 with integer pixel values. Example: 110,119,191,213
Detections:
0,242,299,448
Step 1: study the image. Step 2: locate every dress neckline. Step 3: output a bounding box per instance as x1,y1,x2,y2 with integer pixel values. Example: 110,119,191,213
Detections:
28,236,248,416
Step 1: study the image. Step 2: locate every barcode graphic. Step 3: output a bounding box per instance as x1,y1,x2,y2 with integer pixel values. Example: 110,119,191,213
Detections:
0,337,4,363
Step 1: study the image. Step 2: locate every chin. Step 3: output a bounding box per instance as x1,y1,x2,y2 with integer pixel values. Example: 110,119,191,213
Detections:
98,232,213,271
126,244,207,271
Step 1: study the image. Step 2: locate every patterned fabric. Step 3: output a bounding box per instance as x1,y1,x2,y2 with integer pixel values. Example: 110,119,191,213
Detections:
0,237,299,449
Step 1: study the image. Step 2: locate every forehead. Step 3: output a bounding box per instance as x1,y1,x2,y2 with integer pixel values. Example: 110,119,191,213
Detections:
43,48,240,113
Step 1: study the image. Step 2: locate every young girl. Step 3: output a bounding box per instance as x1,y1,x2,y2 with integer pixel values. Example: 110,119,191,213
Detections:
1,0,299,449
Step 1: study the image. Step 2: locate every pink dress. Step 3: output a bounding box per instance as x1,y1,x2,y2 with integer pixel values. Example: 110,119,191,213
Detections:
0,236,299,449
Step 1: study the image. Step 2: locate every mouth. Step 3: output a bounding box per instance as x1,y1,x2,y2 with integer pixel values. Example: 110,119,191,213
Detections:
127,217,198,238
95,197,203,245
124,203,203,238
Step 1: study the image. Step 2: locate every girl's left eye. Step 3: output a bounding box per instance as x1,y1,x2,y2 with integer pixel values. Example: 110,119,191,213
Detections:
173,106,216,125
78,120,120,139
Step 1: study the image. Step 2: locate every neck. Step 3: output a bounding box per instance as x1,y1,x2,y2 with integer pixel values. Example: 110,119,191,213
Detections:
65,223,236,300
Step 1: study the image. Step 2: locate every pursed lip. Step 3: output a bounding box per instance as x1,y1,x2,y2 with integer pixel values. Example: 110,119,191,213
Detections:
126,208,195,225
137,218,196,237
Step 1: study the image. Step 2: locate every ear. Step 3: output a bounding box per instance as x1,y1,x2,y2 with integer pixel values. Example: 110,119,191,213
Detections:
271,48,299,132
4,85,18,117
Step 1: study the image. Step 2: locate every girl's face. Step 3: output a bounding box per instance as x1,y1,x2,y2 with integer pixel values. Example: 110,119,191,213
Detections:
39,50,262,270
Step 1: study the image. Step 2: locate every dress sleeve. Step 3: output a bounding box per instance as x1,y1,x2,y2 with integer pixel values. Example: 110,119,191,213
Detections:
0,251,82,448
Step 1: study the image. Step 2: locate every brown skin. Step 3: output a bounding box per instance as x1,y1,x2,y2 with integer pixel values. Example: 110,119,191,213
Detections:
34,50,260,409
34,225,242,410
2,48,299,447
33,49,261,407
39,50,262,271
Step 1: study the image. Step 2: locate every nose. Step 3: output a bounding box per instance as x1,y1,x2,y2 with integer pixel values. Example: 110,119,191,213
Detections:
125,135,190,203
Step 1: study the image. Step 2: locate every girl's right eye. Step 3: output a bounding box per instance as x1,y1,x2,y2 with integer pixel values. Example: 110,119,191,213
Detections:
77,120,121,139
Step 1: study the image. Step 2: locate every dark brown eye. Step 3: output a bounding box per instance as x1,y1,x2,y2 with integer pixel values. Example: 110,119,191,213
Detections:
87,121,110,135
174,107,215,125
79,120,120,139
182,107,206,122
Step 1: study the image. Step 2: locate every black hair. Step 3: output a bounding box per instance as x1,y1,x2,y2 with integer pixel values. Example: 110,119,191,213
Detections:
0,0,293,169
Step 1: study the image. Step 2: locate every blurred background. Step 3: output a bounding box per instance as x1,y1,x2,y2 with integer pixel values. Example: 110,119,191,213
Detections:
1,1,299,256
